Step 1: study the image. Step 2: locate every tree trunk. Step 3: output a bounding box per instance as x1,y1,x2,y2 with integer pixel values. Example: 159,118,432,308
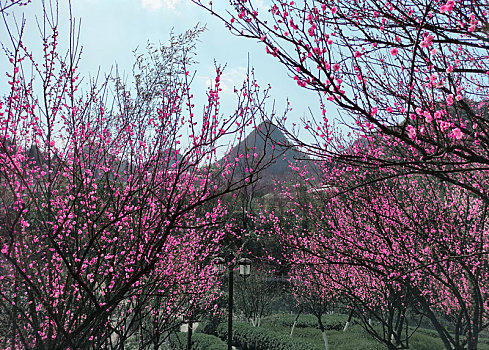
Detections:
317,315,329,350
227,269,234,350
322,331,330,350
467,329,479,350
344,308,354,332
290,308,302,337
186,320,193,350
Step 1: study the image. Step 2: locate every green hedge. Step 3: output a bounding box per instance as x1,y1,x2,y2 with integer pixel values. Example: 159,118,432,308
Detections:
265,313,351,331
196,320,219,336
169,332,227,350
214,322,323,350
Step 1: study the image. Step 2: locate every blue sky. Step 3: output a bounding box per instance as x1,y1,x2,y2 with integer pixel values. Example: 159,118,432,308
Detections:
1,0,324,139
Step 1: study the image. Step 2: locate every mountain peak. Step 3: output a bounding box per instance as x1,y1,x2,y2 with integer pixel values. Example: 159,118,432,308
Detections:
221,121,308,191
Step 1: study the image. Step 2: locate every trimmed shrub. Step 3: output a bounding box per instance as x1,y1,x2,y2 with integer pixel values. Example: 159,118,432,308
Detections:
169,332,227,350
169,332,188,350
196,320,220,336
192,333,228,350
266,313,350,331
214,322,323,350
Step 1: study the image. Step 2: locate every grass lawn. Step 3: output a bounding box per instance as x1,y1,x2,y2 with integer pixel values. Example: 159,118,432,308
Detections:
259,314,489,350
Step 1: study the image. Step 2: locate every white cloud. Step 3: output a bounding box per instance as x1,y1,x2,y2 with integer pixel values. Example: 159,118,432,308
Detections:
202,66,248,95
141,0,180,10
254,0,268,11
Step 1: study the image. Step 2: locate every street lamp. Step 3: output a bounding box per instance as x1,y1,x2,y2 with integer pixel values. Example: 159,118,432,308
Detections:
238,258,251,278
214,256,252,350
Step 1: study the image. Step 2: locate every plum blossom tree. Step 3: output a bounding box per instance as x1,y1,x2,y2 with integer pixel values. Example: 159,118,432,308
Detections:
193,0,489,202
234,264,282,327
267,163,489,349
0,2,287,349
0,0,30,13
268,184,420,349
297,255,421,350
193,2,489,349
290,261,337,350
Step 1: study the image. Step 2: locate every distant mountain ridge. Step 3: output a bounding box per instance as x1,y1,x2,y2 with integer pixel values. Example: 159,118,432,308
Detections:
221,121,309,190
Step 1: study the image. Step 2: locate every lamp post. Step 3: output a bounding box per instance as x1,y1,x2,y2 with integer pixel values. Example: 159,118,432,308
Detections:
214,256,251,350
